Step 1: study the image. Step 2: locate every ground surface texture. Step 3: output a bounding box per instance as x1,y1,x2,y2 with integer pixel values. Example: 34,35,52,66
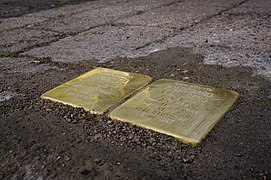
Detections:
1,0,271,179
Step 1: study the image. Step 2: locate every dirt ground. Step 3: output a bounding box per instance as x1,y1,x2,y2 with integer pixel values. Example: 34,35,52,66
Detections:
1,47,271,179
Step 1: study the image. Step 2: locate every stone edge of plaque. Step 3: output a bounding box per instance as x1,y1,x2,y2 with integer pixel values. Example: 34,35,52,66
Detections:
40,67,152,115
109,79,240,146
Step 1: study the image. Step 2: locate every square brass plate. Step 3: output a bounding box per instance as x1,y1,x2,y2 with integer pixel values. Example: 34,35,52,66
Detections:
41,68,152,114
109,79,239,146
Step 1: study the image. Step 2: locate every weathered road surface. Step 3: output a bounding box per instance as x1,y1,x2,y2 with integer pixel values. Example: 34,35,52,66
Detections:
0,0,271,179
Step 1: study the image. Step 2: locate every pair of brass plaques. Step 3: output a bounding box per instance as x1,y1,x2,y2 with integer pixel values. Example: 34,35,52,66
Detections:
41,68,239,146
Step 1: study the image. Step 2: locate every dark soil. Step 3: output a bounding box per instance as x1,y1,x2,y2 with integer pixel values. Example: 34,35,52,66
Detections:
0,0,96,18
0,47,271,179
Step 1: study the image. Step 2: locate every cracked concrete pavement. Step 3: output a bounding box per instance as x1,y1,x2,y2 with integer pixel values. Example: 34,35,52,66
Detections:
1,0,270,79
1,0,271,179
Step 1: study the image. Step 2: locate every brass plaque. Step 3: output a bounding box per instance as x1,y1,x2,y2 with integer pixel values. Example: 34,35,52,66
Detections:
109,79,239,146
41,68,152,114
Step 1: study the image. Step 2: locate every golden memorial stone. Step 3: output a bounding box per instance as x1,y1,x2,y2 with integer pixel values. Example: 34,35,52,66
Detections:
109,79,239,146
41,68,152,114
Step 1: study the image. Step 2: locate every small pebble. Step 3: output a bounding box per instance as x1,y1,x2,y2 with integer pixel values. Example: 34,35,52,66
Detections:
32,60,41,64
64,156,71,161
66,118,72,123
94,158,101,163
71,120,78,124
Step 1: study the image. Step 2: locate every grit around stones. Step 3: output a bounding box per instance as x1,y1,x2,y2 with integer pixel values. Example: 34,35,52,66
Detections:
0,0,271,179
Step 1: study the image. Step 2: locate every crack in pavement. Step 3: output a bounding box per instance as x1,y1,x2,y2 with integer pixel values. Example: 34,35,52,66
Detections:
1,0,183,55
131,0,251,52
1,0,252,63
0,0,181,33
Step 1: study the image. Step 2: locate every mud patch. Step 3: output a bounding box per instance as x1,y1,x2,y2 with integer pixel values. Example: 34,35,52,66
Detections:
0,47,270,179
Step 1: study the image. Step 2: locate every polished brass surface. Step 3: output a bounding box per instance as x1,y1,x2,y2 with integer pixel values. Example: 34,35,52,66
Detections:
109,79,239,146
41,68,152,114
